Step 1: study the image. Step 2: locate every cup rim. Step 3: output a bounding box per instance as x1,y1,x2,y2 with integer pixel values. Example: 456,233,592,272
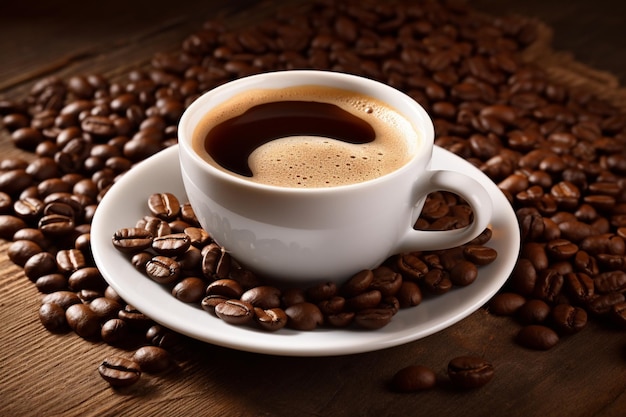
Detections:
178,69,435,193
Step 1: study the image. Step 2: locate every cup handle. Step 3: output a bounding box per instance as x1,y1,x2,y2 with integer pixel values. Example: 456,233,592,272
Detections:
395,169,494,253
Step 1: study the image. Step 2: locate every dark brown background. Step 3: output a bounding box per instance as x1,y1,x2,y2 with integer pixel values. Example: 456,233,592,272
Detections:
1,1,625,416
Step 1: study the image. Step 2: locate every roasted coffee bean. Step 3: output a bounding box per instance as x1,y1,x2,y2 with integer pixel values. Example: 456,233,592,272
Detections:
346,289,382,311
594,271,626,294
41,290,81,310
463,245,497,265
565,272,595,303
533,268,564,302
489,293,526,316
241,285,281,309
0,215,27,239
56,249,87,274
112,227,153,254
38,213,74,236
317,296,346,315
101,318,130,345
130,251,152,273
8,240,43,267
551,304,587,334
201,243,230,280
65,303,101,339
184,226,211,247
396,281,422,308
145,256,181,285
341,269,374,296
422,269,452,294
35,273,67,293
68,267,106,292
586,293,626,316
89,297,122,321
137,216,171,237
545,239,578,260
215,299,255,325
306,281,338,302
200,294,229,314
148,192,180,221
354,308,394,329
325,311,355,328
206,279,243,299
391,365,437,392
285,302,323,330
450,260,478,286
39,302,68,332
516,299,551,324
172,277,206,303
447,356,494,389
118,305,153,329
13,197,45,221
98,356,141,387
146,325,181,350
132,346,172,373
370,266,403,296
395,254,429,281
254,307,288,331
516,325,559,350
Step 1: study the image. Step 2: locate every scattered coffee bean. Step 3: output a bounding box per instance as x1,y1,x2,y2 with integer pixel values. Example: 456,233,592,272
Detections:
132,346,172,373
516,325,560,350
447,356,495,389
98,356,142,387
392,365,437,392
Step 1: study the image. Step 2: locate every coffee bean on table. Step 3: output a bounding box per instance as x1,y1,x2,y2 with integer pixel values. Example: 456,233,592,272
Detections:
65,303,101,339
516,325,559,350
101,318,130,345
98,356,142,387
39,302,68,332
40,290,79,308
132,346,172,373
447,356,495,389
488,293,526,316
551,303,587,334
516,299,551,324
392,365,437,392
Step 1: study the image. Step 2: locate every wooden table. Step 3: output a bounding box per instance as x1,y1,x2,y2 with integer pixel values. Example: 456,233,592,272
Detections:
1,1,625,416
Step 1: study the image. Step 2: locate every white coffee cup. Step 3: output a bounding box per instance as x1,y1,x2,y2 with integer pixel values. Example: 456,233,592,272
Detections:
178,70,494,284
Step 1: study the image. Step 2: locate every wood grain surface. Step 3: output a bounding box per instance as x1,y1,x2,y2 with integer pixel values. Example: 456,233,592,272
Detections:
1,1,625,416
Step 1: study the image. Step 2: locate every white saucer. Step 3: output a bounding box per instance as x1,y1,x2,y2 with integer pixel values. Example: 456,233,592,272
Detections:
91,145,519,357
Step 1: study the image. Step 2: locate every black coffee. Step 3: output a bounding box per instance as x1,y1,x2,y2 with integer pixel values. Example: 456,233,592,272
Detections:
193,85,416,188
204,100,376,177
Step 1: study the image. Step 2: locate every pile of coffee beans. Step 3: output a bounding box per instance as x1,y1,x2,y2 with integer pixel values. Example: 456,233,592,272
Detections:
1,0,625,389
112,192,496,331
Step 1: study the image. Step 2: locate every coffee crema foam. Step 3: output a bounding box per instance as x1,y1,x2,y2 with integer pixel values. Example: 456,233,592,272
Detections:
194,85,419,188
